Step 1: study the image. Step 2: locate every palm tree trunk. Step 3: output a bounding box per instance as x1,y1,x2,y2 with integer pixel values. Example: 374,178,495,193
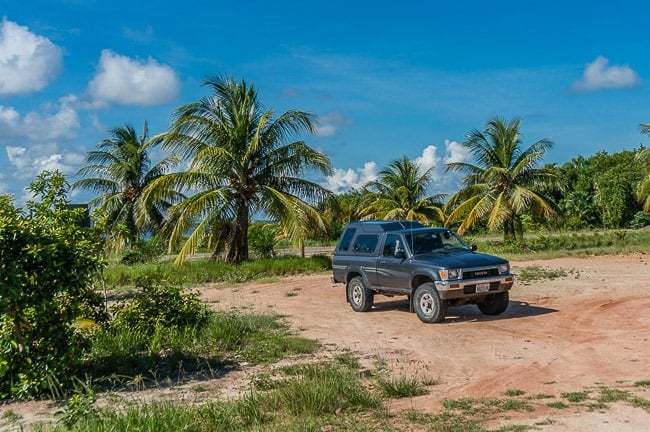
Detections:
503,219,516,242
227,200,250,263
299,237,305,258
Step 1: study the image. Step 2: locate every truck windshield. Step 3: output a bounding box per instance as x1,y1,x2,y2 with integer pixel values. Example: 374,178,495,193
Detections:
403,230,469,255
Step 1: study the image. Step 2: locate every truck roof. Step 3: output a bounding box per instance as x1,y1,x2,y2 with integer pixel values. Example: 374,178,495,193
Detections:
346,220,429,233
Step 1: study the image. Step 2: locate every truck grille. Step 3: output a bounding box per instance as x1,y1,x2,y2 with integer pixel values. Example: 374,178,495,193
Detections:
462,268,499,280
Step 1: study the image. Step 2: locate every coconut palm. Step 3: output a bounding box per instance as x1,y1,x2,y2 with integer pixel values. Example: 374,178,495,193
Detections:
446,118,561,240
144,76,332,264
319,190,368,238
636,124,650,212
362,157,445,224
73,123,180,250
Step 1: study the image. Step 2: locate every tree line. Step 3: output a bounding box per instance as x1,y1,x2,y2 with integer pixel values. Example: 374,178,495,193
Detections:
72,76,650,264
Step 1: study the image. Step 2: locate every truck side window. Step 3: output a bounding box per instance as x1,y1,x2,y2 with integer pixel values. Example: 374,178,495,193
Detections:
352,234,379,253
338,228,356,251
383,234,400,256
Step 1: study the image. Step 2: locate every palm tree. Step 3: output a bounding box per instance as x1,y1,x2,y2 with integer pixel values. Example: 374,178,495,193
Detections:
73,123,180,250
636,124,650,212
446,118,561,240
319,190,367,239
144,76,332,264
362,157,445,224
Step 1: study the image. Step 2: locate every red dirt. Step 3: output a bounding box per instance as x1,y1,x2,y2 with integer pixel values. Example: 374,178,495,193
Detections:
203,254,650,409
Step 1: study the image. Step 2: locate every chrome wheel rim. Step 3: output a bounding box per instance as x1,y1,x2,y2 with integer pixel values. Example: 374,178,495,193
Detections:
420,293,435,317
351,284,363,305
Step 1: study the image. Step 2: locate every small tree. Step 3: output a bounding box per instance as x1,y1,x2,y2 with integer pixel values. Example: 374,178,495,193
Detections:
0,171,105,398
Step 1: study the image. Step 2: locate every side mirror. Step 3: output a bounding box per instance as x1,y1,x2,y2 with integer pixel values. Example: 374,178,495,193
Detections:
471,244,478,252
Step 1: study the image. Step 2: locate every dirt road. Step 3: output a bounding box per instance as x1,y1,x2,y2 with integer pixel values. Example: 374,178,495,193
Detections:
203,254,650,429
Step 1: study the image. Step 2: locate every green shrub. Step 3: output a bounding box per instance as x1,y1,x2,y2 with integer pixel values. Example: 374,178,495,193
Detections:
248,222,278,258
120,238,164,265
0,172,105,399
111,282,209,332
629,211,650,229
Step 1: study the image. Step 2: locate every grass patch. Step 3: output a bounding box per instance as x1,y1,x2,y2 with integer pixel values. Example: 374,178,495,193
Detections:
468,229,650,261
268,363,380,416
504,388,525,397
39,361,381,431
334,352,361,370
634,380,650,388
442,397,532,415
561,391,590,403
104,255,332,288
81,312,318,389
517,266,568,284
630,396,650,411
404,410,485,432
493,425,535,432
597,388,631,403
546,401,569,409
377,375,428,398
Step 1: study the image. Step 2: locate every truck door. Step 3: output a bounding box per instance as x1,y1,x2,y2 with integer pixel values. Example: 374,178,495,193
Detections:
377,234,411,292
350,233,381,286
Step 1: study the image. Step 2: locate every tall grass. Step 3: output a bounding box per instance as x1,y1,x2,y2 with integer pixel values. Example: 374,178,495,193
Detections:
104,255,332,288
41,361,380,432
81,312,318,388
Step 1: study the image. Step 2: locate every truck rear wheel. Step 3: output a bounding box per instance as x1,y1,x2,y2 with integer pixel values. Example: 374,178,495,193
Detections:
477,291,509,315
414,283,446,323
347,276,374,312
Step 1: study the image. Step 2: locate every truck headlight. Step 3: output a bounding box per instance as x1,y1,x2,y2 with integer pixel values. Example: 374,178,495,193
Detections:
498,263,510,274
439,269,461,281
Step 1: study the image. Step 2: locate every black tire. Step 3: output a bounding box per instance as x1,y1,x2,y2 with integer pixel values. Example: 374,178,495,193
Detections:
413,283,446,323
477,291,509,315
347,276,374,312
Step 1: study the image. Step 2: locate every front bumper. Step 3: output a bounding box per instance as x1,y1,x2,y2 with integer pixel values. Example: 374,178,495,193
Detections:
434,275,514,300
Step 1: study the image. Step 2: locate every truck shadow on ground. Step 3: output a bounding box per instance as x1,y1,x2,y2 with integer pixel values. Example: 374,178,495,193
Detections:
369,297,557,323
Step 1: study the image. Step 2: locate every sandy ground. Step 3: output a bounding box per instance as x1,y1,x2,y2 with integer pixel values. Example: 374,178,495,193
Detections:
202,253,650,430
2,254,649,431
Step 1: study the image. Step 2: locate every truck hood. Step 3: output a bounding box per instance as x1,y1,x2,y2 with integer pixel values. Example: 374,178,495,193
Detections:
411,250,507,269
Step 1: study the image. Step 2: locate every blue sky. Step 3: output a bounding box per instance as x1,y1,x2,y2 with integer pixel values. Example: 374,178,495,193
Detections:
1,0,650,201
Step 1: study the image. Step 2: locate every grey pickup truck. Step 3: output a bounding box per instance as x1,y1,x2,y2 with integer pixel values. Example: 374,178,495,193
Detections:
332,220,514,323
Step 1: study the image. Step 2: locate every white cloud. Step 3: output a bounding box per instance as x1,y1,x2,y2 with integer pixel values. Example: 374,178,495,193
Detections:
0,18,63,94
415,145,438,172
325,140,470,194
0,97,79,142
573,56,641,91
323,161,378,193
315,111,348,137
6,145,84,177
443,139,470,164
0,97,83,181
88,49,180,106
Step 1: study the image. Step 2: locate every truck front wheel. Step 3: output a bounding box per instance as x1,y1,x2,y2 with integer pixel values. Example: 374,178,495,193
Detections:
477,291,509,315
347,276,374,312
414,283,446,323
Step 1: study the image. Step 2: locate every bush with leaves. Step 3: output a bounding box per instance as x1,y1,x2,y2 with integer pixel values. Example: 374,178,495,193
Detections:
111,281,209,333
629,211,650,229
248,222,278,258
0,171,105,399
119,238,164,265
